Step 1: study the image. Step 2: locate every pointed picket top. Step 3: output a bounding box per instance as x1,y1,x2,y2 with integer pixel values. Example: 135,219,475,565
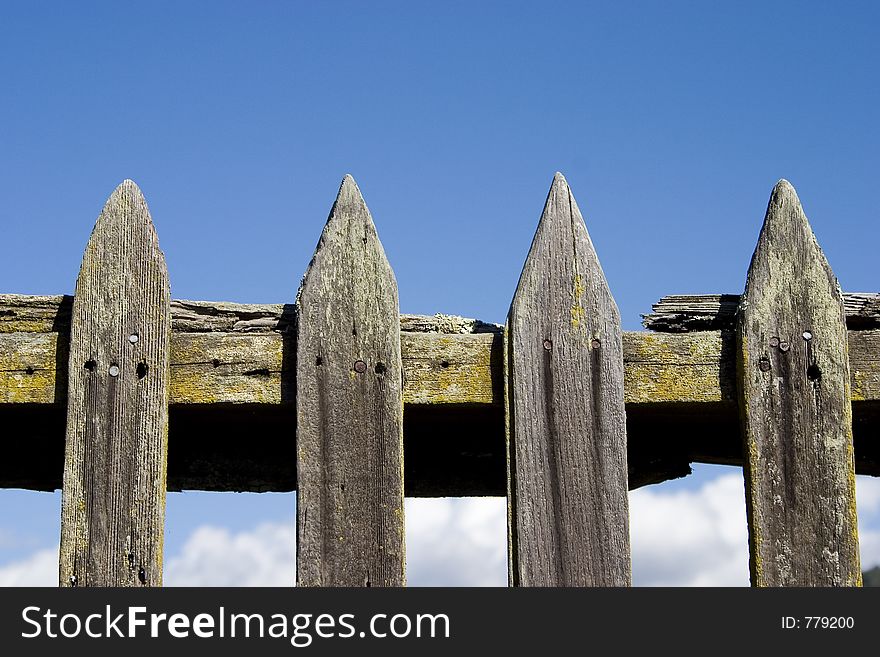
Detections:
60,180,170,587
96,179,155,233
296,175,405,587
511,172,617,324
78,180,163,270
334,173,368,216
506,173,630,586
744,180,838,295
738,180,860,586
298,175,388,297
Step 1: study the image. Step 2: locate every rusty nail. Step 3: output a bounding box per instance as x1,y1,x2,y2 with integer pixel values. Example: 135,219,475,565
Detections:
769,337,779,348
591,338,601,349
542,339,552,351
354,360,367,373
759,357,771,372
779,341,790,352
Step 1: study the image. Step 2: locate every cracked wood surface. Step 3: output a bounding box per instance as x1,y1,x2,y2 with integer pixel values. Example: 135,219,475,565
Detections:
295,175,405,587
506,173,630,586
644,292,880,333
2,305,879,494
737,180,860,587
59,181,170,587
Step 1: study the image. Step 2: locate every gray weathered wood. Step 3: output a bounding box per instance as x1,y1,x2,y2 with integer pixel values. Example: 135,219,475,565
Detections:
296,175,405,586
0,294,499,336
2,303,880,496
5,295,880,409
737,179,860,587
59,180,171,587
506,173,631,587
9,290,880,335
644,292,880,332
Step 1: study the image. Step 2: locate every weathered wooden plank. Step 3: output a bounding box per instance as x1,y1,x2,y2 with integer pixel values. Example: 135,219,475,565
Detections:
506,173,630,587
296,175,405,587
59,180,171,587
5,307,880,407
2,304,880,495
851,330,880,402
737,180,860,587
0,294,501,336
644,292,880,332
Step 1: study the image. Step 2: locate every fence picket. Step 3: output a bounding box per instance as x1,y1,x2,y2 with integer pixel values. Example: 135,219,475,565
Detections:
737,180,860,586
0,172,869,589
59,181,171,587
296,175,405,587
505,173,631,586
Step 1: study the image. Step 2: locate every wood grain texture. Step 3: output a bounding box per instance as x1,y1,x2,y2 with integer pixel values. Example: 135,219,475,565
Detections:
59,181,170,587
506,173,630,587
737,180,860,587
0,295,501,336
5,332,879,495
8,292,878,336
2,317,879,496
296,175,405,587
644,292,880,332
5,301,880,407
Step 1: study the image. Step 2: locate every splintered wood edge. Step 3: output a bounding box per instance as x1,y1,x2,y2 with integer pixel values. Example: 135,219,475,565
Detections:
644,292,880,332
0,294,502,335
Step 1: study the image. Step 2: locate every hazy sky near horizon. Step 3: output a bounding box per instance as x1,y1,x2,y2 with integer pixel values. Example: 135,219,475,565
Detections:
1,1,878,585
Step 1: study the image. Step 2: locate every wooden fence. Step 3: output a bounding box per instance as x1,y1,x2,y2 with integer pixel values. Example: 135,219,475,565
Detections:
1,174,878,587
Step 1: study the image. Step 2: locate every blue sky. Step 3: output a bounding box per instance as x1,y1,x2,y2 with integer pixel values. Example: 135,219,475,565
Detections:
1,2,878,585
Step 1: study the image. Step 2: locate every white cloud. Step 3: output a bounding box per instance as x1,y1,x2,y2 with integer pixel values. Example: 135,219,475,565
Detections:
1,473,878,586
0,530,14,549
856,476,880,516
165,522,295,586
857,475,880,570
859,529,880,570
0,547,57,586
629,472,749,586
160,497,509,587
628,472,880,585
166,498,509,586
405,498,507,586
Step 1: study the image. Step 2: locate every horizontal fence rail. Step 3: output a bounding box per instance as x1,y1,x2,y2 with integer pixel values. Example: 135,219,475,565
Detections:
1,174,877,588
2,295,878,494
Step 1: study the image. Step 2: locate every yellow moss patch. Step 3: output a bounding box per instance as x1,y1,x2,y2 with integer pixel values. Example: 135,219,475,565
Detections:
623,363,721,404
0,320,58,334
401,334,499,405
170,366,282,404
0,369,58,404
851,369,866,401
570,274,586,329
